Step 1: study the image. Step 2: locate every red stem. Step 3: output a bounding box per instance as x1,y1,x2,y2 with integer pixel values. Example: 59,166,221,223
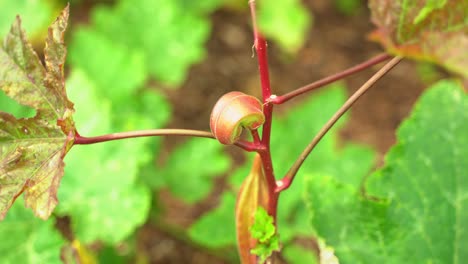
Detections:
269,53,392,104
249,0,278,217
74,129,213,144
73,129,257,151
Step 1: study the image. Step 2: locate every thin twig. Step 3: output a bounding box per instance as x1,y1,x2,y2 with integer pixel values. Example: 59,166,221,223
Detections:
74,129,214,144
270,53,392,104
73,129,257,151
276,56,403,192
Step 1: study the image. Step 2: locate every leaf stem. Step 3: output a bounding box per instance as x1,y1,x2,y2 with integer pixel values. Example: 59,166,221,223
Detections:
276,56,403,192
269,53,392,104
73,129,257,151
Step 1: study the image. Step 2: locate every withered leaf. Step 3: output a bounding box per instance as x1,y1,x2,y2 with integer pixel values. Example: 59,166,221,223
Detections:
0,5,75,220
369,0,468,77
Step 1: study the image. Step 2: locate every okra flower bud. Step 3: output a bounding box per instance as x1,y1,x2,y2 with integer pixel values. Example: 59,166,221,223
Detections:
210,91,265,144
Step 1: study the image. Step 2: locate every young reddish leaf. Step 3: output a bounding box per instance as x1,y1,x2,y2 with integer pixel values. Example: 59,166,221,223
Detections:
236,154,270,264
0,6,75,220
368,0,468,77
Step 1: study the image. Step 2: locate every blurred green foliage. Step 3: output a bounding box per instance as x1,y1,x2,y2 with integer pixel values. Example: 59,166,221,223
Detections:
0,0,55,41
258,0,312,53
0,200,65,264
0,92,35,118
80,0,223,86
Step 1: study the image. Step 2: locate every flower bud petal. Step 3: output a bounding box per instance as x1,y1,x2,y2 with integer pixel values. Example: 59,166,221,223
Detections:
210,92,265,144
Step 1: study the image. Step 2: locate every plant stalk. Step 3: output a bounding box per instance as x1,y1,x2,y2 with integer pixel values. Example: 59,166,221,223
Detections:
276,56,403,192
249,0,278,218
269,53,392,104
73,129,257,151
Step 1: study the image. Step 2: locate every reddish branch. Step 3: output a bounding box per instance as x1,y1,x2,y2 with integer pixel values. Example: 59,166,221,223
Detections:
74,129,214,144
249,0,278,217
269,53,392,104
73,129,257,151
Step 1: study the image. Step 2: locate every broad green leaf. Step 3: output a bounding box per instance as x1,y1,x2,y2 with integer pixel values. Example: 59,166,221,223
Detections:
56,70,159,244
85,0,222,86
367,79,468,262
188,192,237,248
0,0,54,41
368,0,468,77
304,174,390,263
0,199,65,264
305,79,468,263
0,7,75,220
158,138,230,203
258,0,312,53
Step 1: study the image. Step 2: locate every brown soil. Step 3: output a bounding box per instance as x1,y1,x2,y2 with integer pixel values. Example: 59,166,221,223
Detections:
74,1,432,263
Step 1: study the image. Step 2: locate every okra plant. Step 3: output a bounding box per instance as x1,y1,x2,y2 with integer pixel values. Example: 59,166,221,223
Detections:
0,1,466,264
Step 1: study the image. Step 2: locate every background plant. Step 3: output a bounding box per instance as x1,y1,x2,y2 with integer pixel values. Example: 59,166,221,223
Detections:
0,0,466,263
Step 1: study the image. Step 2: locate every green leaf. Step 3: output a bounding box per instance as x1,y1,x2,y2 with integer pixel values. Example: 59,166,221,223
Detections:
188,192,237,248
158,138,230,203
0,7,75,220
68,28,146,103
249,208,280,263
368,0,468,77
367,79,468,262
250,237,280,263
282,244,318,264
250,208,276,244
305,174,391,262
258,0,312,53
0,199,65,264
84,0,222,86
55,70,154,244
0,91,34,118
305,79,468,263
0,0,54,41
